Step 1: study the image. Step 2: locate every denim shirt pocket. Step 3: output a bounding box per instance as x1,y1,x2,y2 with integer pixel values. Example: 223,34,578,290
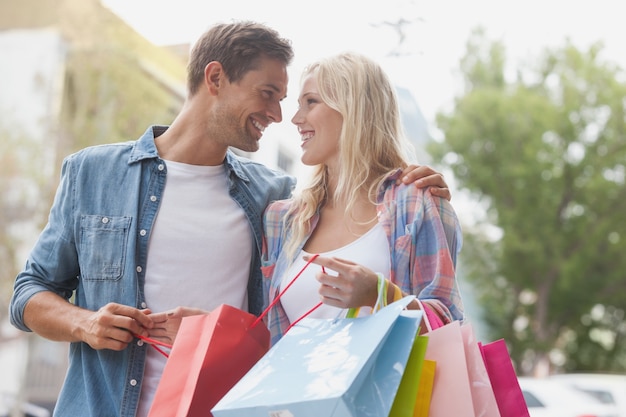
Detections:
79,215,132,281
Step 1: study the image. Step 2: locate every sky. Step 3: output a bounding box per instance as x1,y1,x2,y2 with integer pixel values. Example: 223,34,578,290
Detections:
101,0,625,131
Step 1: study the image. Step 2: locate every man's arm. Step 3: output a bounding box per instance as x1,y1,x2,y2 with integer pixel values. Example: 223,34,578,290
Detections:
24,291,154,351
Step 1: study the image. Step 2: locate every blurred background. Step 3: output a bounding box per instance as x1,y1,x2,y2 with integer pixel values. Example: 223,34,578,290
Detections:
1,0,624,415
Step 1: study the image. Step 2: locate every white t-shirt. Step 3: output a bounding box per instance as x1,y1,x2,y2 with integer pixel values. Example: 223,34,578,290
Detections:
136,160,251,417
279,222,391,323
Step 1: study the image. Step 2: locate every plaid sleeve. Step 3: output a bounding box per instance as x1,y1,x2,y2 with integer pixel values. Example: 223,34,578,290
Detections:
261,200,295,345
413,190,464,322
384,184,464,323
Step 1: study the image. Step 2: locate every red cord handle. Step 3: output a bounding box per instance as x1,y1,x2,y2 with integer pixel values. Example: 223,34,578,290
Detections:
285,300,323,333
137,254,325,357
251,254,322,329
134,333,172,357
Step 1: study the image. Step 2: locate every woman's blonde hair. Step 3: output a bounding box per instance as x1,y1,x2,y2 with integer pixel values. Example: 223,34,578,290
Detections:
283,52,416,259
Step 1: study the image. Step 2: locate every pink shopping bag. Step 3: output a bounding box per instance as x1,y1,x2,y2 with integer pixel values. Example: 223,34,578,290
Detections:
419,300,500,417
479,339,531,417
424,320,476,417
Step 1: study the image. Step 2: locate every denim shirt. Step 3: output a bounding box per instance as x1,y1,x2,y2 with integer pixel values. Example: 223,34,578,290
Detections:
9,126,296,417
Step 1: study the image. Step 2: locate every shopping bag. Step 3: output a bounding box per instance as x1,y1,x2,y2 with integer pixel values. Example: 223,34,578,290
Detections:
146,254,326,417
417,299,501,417
479,339,530,417
461,323,501,417
424,319,476,416
388,335,428,417
147,304,269,417
413,359,436,417
212,296,422,417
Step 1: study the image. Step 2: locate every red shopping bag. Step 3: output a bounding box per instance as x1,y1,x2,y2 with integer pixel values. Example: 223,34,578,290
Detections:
147,305,269,417
479,339,531,417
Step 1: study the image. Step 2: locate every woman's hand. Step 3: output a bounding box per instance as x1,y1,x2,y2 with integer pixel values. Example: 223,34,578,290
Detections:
302,255,379,309
146,306,210,344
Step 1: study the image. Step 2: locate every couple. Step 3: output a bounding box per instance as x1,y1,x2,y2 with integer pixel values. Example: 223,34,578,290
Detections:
10,21,464,417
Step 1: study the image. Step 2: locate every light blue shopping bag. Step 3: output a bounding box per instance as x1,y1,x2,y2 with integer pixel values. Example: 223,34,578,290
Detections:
212,296,422,417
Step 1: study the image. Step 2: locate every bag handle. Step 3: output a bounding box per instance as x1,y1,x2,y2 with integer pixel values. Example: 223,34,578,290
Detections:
251,253,323,329
135,334,173,357
345,273,387,319
137,254,325,356
279,258,392,331
414,298,444,331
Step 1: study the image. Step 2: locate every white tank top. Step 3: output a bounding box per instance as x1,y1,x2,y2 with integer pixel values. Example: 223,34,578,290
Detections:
279,222,391,323
136,159,251,417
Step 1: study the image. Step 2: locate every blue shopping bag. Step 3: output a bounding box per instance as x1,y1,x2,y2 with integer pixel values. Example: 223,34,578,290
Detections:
212,296,422,417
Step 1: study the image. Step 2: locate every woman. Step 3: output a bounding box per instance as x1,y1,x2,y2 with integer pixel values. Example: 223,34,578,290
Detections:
262,52,464,345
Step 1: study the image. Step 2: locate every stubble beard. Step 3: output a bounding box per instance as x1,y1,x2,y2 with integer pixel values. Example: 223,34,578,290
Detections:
218,108,260,153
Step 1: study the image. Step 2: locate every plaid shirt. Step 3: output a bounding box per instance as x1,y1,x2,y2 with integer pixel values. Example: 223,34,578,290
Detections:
261,169,464,345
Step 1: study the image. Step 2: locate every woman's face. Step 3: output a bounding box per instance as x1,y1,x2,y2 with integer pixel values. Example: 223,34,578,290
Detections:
291,74,343,167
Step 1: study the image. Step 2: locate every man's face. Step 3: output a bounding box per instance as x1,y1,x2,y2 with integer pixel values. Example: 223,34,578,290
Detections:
213,57,289,152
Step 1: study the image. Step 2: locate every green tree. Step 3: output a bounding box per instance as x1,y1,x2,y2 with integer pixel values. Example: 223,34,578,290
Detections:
430,28,626,375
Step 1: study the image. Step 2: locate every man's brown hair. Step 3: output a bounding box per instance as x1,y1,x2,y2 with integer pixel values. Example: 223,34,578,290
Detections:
187,20,294,96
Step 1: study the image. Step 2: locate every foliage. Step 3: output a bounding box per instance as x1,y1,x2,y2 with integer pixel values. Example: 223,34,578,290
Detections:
429,28,626,374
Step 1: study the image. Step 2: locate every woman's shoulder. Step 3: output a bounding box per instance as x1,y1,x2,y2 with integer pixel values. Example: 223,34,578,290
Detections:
379,175,427,203
264,198,296,221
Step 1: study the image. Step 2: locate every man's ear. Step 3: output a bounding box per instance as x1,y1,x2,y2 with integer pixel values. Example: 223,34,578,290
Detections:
204,61,223,94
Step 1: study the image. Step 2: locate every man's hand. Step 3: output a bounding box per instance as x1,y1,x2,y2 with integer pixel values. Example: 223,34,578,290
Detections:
23,292,155,351
398,164,451,201
78,303,154,351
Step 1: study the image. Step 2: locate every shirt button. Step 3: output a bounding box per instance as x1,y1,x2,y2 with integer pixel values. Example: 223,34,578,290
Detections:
130,379,137,387
136,266,143,273
150,195,157,202
139,229,147,236
141,302,147,308
137,340,144,347
102,217,109,224
158,164,165,171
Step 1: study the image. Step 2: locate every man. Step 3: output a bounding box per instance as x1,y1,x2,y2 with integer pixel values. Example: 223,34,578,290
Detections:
10,21,450,417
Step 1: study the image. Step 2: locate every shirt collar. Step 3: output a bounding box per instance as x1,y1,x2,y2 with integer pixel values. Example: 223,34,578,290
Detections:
128,125,165,164
127,125,251,183
224,150,250,182
377,168,404,201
